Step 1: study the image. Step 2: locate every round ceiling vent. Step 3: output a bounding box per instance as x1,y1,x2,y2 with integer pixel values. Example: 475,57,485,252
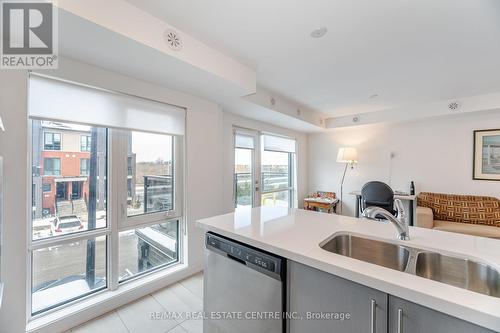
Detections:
164,29,183,51
448,101,461,111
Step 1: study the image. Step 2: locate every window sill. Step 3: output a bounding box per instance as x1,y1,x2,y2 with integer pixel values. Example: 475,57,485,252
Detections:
26,262,189,333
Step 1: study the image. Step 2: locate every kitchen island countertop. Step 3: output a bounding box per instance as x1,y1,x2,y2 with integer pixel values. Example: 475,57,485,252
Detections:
197,206,500,331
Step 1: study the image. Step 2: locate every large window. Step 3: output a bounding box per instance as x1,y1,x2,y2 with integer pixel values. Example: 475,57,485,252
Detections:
29,75,185,317
43,132,61,150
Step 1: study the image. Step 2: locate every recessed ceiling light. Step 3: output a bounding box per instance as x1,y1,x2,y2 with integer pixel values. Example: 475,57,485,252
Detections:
310,27,327,38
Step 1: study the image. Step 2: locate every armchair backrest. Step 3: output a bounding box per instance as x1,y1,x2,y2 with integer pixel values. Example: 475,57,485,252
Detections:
361,181,395,215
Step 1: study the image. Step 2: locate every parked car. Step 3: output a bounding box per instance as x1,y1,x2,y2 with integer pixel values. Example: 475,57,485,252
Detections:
51,215,84,235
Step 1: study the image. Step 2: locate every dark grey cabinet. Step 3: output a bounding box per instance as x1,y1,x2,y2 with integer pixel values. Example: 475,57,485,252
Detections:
288,261,388,333
288,261,497,333
388,296,496,333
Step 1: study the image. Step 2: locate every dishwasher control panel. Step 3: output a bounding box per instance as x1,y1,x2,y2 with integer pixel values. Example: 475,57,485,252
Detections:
206,232,283,278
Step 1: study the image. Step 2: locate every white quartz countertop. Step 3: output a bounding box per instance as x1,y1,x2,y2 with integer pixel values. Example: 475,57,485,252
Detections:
196,206,500,331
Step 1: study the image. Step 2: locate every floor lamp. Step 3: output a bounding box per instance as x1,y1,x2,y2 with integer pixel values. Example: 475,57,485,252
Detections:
337,147,358,215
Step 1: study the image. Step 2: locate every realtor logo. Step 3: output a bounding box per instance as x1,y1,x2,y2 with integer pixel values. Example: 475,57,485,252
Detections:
1,1,58,69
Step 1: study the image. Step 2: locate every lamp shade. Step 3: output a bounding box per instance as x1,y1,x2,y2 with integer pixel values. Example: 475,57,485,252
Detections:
337,147,358,163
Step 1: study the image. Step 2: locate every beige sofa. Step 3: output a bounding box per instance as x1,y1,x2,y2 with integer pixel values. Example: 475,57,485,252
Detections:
416,192,500,239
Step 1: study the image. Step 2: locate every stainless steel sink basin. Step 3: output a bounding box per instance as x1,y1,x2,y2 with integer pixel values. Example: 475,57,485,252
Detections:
416,252,500,298
320,232,500,298
320,233,410,272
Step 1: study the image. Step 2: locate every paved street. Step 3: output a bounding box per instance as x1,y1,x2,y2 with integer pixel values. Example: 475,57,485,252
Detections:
33,233,138,289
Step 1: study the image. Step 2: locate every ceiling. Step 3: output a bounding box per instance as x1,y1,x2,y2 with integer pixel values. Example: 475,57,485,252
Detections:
125,0,500,117
56,4,324,132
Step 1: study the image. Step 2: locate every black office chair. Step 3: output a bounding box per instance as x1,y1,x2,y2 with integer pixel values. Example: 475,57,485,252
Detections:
360,181,397,218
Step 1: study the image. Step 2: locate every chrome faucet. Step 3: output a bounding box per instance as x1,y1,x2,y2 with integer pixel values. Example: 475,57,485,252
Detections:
362,199,410,240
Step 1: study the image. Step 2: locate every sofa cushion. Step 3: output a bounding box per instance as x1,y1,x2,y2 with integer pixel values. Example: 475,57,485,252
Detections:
415,206,434,229
417,192,500,227
433,220,500,239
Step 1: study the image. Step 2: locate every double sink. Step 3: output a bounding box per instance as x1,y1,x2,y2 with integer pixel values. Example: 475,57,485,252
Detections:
320,233,500,298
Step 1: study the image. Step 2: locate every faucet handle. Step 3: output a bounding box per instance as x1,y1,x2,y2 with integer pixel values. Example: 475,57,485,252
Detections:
394,199,406,219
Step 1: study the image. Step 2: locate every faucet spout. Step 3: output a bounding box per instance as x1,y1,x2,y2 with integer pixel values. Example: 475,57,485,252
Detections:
362,199,410,240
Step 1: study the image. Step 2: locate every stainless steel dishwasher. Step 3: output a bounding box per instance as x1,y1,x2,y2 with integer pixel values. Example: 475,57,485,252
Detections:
204,232,286,333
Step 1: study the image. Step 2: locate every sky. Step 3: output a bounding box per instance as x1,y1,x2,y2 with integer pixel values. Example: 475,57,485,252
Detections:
235,148,289,166
132,131,172,163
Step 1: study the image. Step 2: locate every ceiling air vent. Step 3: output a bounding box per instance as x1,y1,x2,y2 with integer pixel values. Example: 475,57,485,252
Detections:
164,29,183,51
448,101,460,111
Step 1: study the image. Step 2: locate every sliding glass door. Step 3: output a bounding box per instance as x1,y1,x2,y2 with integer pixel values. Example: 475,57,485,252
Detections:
234,129,296,208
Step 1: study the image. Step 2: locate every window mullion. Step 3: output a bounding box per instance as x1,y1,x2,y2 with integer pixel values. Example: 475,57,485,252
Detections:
109,129,125,291
29,228,110,251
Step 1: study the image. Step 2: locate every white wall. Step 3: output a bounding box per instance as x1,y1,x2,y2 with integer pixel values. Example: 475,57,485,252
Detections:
0,70,29,333
309,111,500,217
221,112,308,213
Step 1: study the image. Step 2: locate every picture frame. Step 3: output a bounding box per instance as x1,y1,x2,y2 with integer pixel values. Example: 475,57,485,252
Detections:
473,129,500,181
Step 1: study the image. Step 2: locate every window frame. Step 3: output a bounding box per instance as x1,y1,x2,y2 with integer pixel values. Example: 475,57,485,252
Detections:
116,129,184,231
117,218,181,283
43,131,61,151
80,135,91,152
28,119,185,319
43,157,61,176
260,149,296,207
30,234,109,316
80,158,90,176
233,128,260,208
234,146,255,207
28,121,112,319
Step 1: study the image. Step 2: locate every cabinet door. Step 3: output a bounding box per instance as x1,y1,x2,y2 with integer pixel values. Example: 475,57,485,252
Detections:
288,261,388,333
388,296,496,333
